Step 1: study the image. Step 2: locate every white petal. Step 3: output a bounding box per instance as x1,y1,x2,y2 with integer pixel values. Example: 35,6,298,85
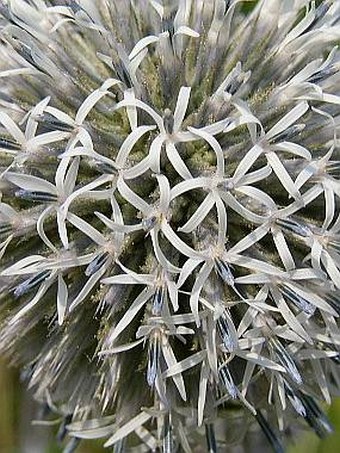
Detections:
69,265,107,312
266,152,301,200
150,229,181,274
177,258,204,288
0,112,25,144
161,342,187,401
0,202,19,219
227,254,284,276
235,273,272,285
275,3,316,53
228,99,263,140
165,141,192,180
1,255,47,276
232,144,263,183
295,163,317,190
190,262,213,326
156,174,171,213
57,210,69,249
198,362,209,426
187,127,224,176
0,68,37,78
163,350,206,378
229,223,269,255
61,174,113,216
25,97,51,140
149,0,164,18
106,288,154,344
239,165,272,186
167,280,179,311
236,351,286,372
100,338,144,355
64,156,80,195
116,126,155,167
266,102,309,141
215,194,227,247
201,118,231,136
129,35,160,61
28,130,70,148
282,185,323,217
55,156,70,194
174,26,199,38
117,176,150,213
272,141,311,160
104,412,152,448
220,192,265,224
102,267,153,285
75,79,120,125
323,183,335,230
44,106,74,126
271,287,312,343
149,134,165,174
170,177,210,200
272,229,295,271
6,172,57,195
285,282,338,317
37,206,58,252
205,315,218,376
298,349,339,361
67,212,107,246
114,98,164,131
131,49,152,81
0,235,13,261
311,360,331,405
123,88,138,130
236,185,276,210
123,156,151,179
161,222,204,259
178,193,215,233
95,211,142,234
57,274,68,325
321,250,340,290
241,343,262,396
173,86,191,133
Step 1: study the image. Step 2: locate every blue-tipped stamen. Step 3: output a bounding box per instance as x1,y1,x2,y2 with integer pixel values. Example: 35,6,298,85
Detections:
270,339,302,385
0,222,13,238
280,285,315,315
217,313,237,352
275,217,311,238
219,365,237,399
85,252,109,276
297,392,333,438
163,413,174,453
152,285,166,316
147,335,160,387
0,137,21,150
255,410,284,453
205,424,217,453
14,270,51,298
15,189,58,203
270,124,305,144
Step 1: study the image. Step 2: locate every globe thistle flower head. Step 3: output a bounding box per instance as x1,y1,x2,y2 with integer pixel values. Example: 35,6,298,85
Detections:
0,0,340,451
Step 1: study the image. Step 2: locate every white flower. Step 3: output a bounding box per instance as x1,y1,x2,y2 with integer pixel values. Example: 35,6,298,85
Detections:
0,1,339,452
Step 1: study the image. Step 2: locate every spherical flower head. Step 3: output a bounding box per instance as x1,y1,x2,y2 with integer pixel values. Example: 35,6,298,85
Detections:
0,0,339,451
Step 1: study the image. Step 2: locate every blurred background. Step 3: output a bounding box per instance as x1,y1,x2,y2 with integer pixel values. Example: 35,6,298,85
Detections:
0,360,339,453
